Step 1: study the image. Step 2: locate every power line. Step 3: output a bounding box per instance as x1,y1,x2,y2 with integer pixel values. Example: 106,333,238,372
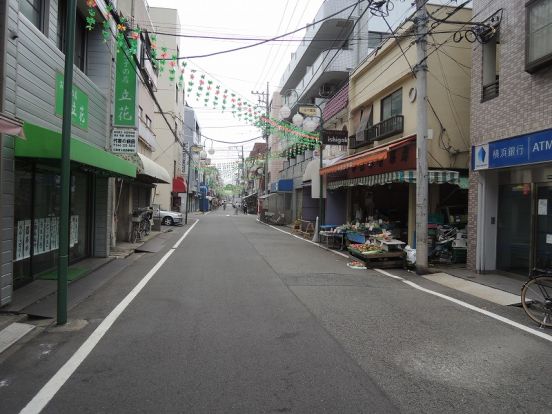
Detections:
151,1,367,60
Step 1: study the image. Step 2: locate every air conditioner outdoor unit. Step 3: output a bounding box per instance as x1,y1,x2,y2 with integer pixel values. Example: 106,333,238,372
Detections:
318,83,335,98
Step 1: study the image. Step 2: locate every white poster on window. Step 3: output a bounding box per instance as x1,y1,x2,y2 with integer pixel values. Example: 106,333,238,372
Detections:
52,217,59,250
37,218,45,254
538,199,548,215
15,220,24,261
70,215,79,247
44,217,51,252
33,219,39,255
23,220,31,259
74,215,79,245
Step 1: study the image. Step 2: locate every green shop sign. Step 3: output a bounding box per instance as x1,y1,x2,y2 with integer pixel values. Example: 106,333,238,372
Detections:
114,46,137,127
55,72,89,130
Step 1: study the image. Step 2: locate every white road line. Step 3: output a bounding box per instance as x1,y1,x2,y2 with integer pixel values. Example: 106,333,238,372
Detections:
20,221,199,414
374,269,552,344
258,219,350,259
172,220,199,249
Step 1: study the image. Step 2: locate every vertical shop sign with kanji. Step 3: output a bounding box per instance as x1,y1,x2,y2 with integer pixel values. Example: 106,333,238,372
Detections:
114,46,137,127
55,72,89,130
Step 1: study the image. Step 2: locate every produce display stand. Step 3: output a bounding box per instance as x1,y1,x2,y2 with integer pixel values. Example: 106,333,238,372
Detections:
347,238,406,269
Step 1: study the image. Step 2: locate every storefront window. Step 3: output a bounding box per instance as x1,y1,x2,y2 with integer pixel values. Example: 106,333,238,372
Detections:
13,161,90,288
497,184,532,274
535,184,552,269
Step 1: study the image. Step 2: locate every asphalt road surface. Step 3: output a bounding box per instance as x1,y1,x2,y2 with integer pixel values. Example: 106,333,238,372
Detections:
1,209,551,413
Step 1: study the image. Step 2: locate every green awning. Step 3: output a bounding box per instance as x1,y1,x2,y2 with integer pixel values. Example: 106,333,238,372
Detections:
328,170,462,190
15,123,136,177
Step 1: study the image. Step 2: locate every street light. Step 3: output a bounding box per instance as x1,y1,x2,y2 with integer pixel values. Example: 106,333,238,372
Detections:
279,89,324,241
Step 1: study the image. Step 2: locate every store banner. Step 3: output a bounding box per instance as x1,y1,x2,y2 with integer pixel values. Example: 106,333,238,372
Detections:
472,128,552,171
113,45,138,128
321,130,348,145
55,72,89,130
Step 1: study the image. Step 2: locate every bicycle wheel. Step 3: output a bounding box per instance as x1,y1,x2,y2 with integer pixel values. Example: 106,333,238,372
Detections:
521,276,552,327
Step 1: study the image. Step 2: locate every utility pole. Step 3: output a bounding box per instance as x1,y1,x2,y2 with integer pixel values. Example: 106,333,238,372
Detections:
184,145,192,225
252,83,270,194
57,0,77,325
415,0,429,274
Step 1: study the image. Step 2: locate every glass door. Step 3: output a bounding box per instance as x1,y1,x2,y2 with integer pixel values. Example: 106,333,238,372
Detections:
534,184,552,269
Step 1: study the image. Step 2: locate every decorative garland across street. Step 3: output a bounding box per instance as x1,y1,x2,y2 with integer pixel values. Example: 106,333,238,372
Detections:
85,1,321,154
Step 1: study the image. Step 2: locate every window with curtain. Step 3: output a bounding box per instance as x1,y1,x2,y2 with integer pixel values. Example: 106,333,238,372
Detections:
526,0,552,72
20,0,43,31
381,89,402,121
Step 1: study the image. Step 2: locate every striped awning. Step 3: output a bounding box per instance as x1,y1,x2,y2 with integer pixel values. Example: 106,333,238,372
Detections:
327,170,460,190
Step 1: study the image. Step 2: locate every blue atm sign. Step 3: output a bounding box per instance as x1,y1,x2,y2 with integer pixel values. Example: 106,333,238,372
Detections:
472,128,552,171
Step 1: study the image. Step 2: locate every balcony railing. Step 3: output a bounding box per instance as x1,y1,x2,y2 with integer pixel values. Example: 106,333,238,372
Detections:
481,80,499,102
349,115,404,149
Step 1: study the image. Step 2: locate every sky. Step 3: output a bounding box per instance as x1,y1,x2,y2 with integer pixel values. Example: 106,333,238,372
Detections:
148,0,326,168
145,0,453,175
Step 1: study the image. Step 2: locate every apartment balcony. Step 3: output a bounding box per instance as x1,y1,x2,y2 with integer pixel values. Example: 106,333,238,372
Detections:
280,0,357,92
349,115,404,149
284,48,355,108
139,118,158,151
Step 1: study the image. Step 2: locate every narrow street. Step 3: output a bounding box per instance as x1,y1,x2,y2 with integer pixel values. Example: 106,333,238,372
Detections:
1,210,551,413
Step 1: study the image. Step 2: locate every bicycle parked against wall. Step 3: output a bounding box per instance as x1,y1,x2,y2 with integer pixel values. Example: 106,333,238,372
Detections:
131,207,153,244
521,268,552,328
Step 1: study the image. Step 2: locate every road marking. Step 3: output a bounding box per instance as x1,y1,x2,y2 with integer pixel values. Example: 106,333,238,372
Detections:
19,220,199,414
172,220,199,249
373,269,552,344
0,323,35,354
258,219,349,259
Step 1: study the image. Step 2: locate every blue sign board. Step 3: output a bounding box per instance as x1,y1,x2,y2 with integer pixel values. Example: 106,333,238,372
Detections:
278,179,294,192
472,128,552,171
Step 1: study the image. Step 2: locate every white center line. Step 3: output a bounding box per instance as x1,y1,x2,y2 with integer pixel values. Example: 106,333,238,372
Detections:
20,220,200,414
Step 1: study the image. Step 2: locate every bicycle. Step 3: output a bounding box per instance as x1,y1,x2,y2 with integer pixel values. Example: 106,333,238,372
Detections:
521,268,552,328
131,207,153,243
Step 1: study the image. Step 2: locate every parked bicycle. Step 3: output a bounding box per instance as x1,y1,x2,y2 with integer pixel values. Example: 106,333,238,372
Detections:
521,268,552,328
131,207,153,244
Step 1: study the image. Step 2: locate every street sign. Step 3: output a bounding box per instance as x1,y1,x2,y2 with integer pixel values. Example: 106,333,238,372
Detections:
111,128,137,153
299,106,319,117
321,129,348,145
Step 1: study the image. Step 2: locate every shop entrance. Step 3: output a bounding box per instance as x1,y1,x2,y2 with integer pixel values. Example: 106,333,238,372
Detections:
535,184,552,269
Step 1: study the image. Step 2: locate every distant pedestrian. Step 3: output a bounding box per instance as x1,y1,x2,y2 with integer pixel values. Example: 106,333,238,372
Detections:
234,203,239,215
243,203,247,215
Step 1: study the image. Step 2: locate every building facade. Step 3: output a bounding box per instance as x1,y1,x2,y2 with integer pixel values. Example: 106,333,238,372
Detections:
327,4,472,246
0,0,139,305
468,0,552,274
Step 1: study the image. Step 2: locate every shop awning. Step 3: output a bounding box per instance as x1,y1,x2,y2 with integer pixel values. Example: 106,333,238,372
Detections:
327,170,461,190
16,123,136,177
0,112,25,138
320,136,415,176
136,153,171,183
320,148,388,175
259,193,277,199
243,192,258,200
172,176,187,193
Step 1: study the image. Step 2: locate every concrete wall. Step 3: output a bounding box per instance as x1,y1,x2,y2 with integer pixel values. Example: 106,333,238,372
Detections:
467,0,552,270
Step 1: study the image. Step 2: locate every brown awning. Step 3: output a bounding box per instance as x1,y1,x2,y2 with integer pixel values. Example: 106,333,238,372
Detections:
320,136,415,176
0,112,25,139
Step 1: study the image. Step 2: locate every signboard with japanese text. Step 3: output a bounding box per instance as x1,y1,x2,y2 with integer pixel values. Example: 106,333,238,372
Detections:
321,129,348,145
111,128,137,153
472,128,552,171
299,106,319,117
55,72,89,130
114,46,137,127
